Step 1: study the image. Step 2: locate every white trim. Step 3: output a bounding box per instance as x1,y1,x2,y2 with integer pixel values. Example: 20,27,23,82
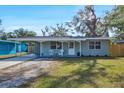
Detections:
7,37,110,42
50,41,62,50
88,41,101,50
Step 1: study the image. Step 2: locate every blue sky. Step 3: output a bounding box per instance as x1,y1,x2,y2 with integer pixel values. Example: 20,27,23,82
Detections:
0,5,114,35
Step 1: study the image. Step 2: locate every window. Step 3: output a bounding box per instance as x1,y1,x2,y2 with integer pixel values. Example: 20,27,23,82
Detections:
89,41,101,49
56,42,62,49
95,42,101,49
51,42,62,49
89,42,95,49
69,42,74,48
51,42,56,49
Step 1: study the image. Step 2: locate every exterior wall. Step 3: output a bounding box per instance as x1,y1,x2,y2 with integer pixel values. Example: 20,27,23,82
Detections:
21,43,28,52
0,42,16,55
16,43,28,53
40,41,80,57
36,40,109,57
0,41,28,55
81,40,109,56
41,41,50,56
34,42,40,57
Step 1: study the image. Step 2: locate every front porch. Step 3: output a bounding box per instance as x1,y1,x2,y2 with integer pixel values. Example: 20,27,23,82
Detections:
35,41,82,57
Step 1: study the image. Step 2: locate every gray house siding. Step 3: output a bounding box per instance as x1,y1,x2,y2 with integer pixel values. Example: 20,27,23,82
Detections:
81,40,109,56
42,41,50,56
34,42,40,57
35,40,109,57
38,41,81,57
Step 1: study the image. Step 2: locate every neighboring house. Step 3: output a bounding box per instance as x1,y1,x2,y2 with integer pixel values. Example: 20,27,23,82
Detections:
8,36,110,57
0,40,27,55
116,40,124,44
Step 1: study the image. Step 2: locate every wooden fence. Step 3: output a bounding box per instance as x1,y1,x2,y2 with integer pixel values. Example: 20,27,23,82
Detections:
109,44,124,57
28,45,35,54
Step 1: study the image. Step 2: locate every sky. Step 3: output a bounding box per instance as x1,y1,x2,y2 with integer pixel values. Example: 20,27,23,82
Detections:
0,5,114,36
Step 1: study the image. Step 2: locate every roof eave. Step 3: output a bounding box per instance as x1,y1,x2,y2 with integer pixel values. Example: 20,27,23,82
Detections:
7,37,111,42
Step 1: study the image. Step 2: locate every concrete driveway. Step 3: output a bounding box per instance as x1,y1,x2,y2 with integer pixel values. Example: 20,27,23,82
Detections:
0,54,37,70
0,58,56,88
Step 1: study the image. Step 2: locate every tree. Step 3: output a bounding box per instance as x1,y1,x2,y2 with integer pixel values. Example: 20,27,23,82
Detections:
27,31,37,37
14,28,27,38
67,5,109,37
41,24,71,37
41,26,50,36
7,32,16,38
0,19,6,40
105,5,124,40
0,19,3,39
50,24,69,36
1,32,7,40
14,28,36,38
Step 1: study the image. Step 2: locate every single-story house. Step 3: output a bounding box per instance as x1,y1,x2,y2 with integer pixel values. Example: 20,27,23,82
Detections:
8,36,110,57
0,40,27,55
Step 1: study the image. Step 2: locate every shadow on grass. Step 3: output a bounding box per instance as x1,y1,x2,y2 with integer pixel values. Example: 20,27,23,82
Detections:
22,57,123,88
41,58,110,88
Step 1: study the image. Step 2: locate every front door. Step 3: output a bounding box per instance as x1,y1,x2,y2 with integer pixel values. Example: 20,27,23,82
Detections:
68,42,75,55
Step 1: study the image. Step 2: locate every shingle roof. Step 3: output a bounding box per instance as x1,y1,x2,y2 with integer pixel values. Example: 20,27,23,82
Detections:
116,40,124,44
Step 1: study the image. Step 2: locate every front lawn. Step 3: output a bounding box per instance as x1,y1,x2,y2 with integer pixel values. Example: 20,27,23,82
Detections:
22,57,124,88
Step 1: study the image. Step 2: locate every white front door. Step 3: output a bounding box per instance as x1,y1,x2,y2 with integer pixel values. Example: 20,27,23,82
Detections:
68,42,75,55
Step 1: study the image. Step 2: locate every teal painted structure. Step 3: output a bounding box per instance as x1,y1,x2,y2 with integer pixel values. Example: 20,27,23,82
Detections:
0,40,27,55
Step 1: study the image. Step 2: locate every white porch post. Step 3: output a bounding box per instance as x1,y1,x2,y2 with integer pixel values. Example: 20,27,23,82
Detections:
80,41,81,56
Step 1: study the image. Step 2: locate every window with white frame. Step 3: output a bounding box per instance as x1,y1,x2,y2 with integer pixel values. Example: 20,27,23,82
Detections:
95,42,101,49
89,41,95,49
50,42,62,49
56,42,62,49
69,42,74,48
89,41,101,49
51,41,56,49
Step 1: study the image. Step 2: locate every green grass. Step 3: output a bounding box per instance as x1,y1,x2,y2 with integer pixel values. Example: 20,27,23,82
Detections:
22,57,124,88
